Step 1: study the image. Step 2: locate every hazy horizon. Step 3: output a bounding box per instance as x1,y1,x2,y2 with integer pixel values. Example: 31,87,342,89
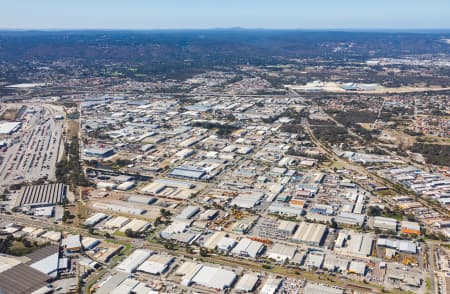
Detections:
1,0,450,30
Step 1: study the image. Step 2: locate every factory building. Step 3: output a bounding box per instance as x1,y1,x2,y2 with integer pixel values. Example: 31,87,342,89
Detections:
18,183,67,208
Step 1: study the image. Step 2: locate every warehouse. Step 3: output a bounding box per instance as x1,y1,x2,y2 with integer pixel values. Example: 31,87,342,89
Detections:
376,238,417,254
83,213,108,227
292,222,328,246
0,263,51,294
231,238,265,258
0,121,21,135
137,254,175,275
348,261,366,275
260,277,282,294
93,202,146,215
82,237,100,250
401,221,421,235
268,202,303,217
83,147,115,158
234,273,260,292
303,251,325,269
62,234,82,253
187,265,237,290
176,205,200,220
119,219,148,233
116,181,135,191
304,283,344,294
127,195,157,205
115,249,151,273
322,254,349,272
18,183,67,208
30,252,60,277
217,237,237,252
345,233,374,257
169,166,205,180
103,216,130,229
266,243,297,262
230,191,264,209
373,216,398,231
335,212,365,226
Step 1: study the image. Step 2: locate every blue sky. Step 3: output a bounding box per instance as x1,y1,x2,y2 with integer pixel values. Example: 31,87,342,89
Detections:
1,0,450,30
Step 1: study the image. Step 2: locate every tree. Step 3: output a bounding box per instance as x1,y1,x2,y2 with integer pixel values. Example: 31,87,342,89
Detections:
125,229,136,238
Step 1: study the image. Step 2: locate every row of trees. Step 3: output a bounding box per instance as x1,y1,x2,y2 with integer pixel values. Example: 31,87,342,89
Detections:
56,136,91,188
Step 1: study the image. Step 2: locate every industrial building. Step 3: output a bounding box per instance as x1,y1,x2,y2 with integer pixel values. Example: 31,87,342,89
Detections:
186,265,237,290
231,238,265,258
266,243,297,262
83,146,115,158
231,191,264,209
343,233,374,257
335,212,365,226
291,222,328,246
137,254,175,275
93,202,146,215
176,205,200,220
83,213,108,227
119,219,148,233
400,221,421,235
62,234,82,253
115,249,151,273
127,195,157,205
18,183,67,208
322,254,349,272
304,283,344,294
377,238,417,254
373,216,398,231
260,277,282,294
234,273,260,292
103,216,130,229
0,121,22,135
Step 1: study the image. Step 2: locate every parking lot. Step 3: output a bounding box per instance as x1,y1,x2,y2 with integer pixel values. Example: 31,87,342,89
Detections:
0,104,64,185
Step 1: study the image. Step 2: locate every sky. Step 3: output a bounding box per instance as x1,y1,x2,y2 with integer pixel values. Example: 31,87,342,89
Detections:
1,0,450,30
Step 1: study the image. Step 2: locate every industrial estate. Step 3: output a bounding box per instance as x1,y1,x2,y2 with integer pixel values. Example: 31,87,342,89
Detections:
0,29,449,294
